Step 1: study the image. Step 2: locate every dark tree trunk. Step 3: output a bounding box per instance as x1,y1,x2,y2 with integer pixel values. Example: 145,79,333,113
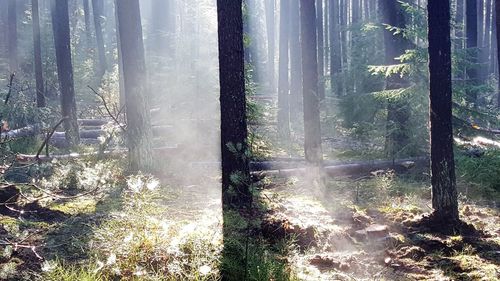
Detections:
92,0,107,78
32,0,45,107
83,0,91,42
217,0,252,207
51,0,80,147
427,0,459,223
466,0,479,104
329,0,342,95
317,0,325,99
381,0,410,158
301,0,323,165
278,0,290,141
116,0,153,172
265,0,276,92
340,0,348,84
496,0,500,107
478,0,484,48
289,0,302,124
7,0,17,72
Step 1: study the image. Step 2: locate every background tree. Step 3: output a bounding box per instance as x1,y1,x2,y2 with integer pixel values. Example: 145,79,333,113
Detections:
289,0,302,124
466,0,479,104
329,0,342,95
497,0,500,107
7,0,17,72
380,0,410,158
265,0,276,91
32,0,45,108
52,0,80,147
217,0,251,207
316,0,325,99
427,0,459,223
278,0,291,142
301,0,323,165
92,0,107,78
116,0,153,172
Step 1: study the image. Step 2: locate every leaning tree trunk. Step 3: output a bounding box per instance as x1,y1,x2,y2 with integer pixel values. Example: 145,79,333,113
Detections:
92,0,107,79
52,0,80,147
278,0,291,141
116,0,153,172
301,0,323,165
7,0,16,73
427,0,459,223
217,0,252,208
32,0,45,108
381,0,411,159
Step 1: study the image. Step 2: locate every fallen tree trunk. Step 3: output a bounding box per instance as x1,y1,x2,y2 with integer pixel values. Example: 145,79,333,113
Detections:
453,116,500,135
0,125,41,139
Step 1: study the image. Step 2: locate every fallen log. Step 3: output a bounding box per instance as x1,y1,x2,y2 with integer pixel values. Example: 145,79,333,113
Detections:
0,125,41,139
453,116,500,135
49,137,101,148
78,119,111,126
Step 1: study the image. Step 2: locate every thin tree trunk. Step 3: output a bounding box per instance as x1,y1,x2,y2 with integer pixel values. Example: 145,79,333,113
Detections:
114,0,124,108
51,0,80,147
466,0,479,104
92,0,107,78
330,0,342,95
278,0,291,141
289,0,302,124
32,0,45,107
427,0,459,223
7,0,17,72
265,0,276,92
116,0,153,172
83,0,91,43
496,0,500,107
301,0,323,165
317,0,325,99
217,0,252,207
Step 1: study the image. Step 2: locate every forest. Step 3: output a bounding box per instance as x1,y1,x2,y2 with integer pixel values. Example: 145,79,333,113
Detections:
0,0,499,280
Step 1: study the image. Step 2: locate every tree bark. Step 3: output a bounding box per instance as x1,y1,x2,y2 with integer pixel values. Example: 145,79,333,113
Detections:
330,0,342,95
217,0,252,207
466,0,479,104
278,0,291,141
116,0,153,172
289,0,302,124
427,0,459,222
83,0,91,43
265,0,276,92
7,0,16,73
496,0,500,107
52,0,80,147
301,0,323,165
32,0,45,107
317,0,326,100
92,0,107,78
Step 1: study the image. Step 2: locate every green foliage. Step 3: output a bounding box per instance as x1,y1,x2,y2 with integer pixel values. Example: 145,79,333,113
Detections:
456,149,500,193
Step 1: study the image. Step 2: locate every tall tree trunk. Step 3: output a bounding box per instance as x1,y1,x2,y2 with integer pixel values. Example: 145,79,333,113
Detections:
330,0,342,95
116,0,153,172
7,0,17,73
83,0,91,43
427,0,459,223
92,0,107,78
324,0,329,75
466,0,479,104
265,0,276,92
496,0,500,107
150,0,175,59
301,0,323,165
217,0,251,207
289,0,302,124
52,0,80,147
456,0,465,80
278,0,291,141
381,0,410,158
317,0,325,99
114,0,125,108
32,0,45,107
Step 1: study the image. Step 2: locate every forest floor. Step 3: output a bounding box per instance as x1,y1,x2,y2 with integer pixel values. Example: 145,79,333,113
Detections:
259,174,500,280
